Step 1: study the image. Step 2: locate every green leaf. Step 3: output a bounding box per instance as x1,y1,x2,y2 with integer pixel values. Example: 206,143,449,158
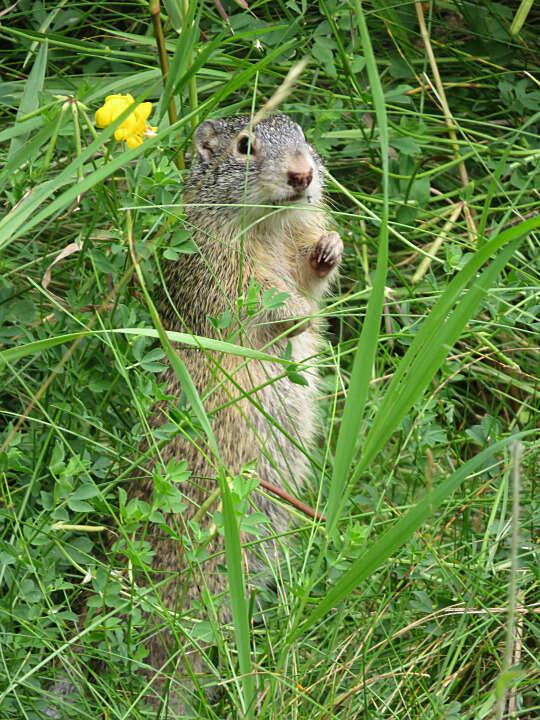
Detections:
140,347,167,373
312,37,336,78
70,484,99,501
389,135,421,156
167,228,198,256
49,441,65,475
384,83,414,105
286,369,309,387
208,309,233,331
261,288,290,310
67,498,93,513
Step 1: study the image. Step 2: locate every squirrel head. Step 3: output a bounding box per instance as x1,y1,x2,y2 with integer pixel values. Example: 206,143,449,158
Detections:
185,114,325,223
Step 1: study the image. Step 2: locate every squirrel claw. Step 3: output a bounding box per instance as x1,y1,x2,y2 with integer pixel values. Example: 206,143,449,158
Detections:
309,231,343,278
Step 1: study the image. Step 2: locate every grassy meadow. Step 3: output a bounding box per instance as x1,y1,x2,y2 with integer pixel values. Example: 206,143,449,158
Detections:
0,1,539,718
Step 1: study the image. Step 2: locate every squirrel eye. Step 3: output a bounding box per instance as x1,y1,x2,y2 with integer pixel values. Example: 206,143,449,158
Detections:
237,136,255,155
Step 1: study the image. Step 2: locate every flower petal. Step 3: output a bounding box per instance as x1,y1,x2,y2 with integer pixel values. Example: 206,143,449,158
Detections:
126,134,143,149
95,94,154,148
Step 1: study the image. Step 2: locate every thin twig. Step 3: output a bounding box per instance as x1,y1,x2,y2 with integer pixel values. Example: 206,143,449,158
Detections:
259,478,326,523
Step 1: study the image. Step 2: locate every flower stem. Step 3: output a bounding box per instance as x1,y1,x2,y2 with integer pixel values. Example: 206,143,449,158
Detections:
41,101,68,177
71,100,84,183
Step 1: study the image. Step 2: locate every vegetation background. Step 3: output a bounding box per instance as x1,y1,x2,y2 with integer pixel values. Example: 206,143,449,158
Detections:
0,0,538,718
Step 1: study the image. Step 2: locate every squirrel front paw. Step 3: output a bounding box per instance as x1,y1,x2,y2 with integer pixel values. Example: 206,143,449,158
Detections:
309,231,343,278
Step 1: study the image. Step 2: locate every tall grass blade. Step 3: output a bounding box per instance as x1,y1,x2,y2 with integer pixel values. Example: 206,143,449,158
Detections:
354,214,540,480
218,471,255,719
159,0,199,123
326,0,389,534
0,328,291,367
8,41,47,161
0,123,54,192
510,0,534,35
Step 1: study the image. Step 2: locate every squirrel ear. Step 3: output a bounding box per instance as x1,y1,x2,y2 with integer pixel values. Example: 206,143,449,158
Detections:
194,119,221,163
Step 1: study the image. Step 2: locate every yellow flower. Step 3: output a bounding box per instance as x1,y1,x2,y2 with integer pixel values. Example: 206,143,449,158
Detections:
95,94,157,149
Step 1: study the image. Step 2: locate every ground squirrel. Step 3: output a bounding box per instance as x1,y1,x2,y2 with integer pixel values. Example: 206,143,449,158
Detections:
48,114,342,716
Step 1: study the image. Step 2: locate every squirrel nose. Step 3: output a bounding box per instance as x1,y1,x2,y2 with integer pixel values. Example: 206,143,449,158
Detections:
287,167,313,190
287,153,313,190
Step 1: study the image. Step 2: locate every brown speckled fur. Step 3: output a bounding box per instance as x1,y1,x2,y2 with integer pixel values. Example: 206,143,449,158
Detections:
127,115,343,712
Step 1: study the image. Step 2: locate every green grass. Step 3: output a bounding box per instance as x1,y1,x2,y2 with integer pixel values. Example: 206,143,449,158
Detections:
1,1,539,718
